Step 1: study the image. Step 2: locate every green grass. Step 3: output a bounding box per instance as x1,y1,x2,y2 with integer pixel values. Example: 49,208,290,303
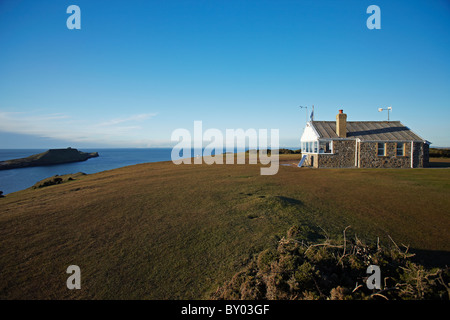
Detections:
0,156,449,299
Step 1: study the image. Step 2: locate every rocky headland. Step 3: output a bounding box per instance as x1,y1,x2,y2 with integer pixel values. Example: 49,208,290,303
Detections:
0,148,99,170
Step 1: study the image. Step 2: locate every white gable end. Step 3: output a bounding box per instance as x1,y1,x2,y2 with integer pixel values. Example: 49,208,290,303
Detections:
300,122,319,142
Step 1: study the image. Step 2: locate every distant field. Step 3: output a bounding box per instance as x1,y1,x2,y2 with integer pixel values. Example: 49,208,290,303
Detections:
429,147,450,158
0,154,449,299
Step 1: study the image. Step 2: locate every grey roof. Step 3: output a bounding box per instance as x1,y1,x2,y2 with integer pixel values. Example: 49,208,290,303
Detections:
311,121,425,141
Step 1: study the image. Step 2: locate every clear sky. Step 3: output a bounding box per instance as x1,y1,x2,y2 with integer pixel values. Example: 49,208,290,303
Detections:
0,0,449,148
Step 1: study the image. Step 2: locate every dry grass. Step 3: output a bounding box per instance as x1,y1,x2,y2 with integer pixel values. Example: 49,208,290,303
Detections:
0,155,449,299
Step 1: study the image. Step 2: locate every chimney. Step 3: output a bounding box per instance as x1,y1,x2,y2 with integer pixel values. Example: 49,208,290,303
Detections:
336,109,347,138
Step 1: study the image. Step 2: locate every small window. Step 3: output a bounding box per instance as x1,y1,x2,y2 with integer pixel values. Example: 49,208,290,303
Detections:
319,141,332,154
302,141,320,153
377,143,386,156
396,143,405,156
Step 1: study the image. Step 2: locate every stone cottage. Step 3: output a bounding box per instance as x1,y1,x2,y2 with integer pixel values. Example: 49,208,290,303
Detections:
300,110,430,168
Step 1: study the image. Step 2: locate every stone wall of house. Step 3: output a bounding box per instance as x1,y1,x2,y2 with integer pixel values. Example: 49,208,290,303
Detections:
316,140,356,168
423,143,429,167
412,142,428,168
359,141,414,168
303,154,318,168
303,140,428,168
412,142,420,168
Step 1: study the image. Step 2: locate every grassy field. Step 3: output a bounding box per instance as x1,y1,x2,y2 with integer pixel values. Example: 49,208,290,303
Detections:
0,155,449,299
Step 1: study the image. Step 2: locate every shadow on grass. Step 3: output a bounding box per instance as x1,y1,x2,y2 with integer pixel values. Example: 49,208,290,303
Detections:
428,157,450,168
410,248,450,268
274,196,303,206
428,162,450,168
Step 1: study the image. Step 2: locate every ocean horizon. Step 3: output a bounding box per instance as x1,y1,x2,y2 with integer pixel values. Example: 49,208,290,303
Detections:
0,148,178,195
0,147,299,195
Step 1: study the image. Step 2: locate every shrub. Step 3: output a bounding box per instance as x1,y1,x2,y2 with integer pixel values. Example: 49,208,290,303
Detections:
429,148,450,158
212,226,450,300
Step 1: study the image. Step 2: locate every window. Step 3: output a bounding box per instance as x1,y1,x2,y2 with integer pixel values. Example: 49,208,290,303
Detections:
319,141,332,154
396,143,405,156
377,143,386,156
302,141,320,153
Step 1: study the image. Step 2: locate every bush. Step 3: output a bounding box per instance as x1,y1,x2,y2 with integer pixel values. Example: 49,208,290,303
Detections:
32,172,86,189
212,226,450,300
429,148,450,158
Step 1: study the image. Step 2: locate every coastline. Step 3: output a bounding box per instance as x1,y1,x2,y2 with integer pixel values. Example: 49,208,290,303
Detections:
1,153,448,299
0,148,175,195
0,148,298,195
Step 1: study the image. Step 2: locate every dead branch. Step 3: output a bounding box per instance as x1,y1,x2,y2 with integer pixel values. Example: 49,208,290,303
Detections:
304,242,344,256
337,225,351,266
387,234,401,252
371,293,389,300
352,284,363,293
317,225,330,241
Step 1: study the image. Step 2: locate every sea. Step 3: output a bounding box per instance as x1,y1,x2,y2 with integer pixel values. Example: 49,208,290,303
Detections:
0,147,298,195
0,148,178,195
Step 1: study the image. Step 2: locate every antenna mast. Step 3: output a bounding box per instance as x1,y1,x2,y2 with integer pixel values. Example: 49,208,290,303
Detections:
299,105,308,123
378,106,392,121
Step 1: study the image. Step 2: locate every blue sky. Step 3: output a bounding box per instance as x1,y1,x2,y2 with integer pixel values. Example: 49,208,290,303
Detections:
0,0,449,148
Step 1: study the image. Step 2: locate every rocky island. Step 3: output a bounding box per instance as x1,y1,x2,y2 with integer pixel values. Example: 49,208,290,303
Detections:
0,148,99,170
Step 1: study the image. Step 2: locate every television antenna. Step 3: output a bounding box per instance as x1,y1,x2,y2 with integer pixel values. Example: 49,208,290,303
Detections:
299,106,308,123
378,106,392,121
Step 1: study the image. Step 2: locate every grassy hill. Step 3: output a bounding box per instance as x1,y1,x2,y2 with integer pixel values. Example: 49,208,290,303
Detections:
0,155,449,299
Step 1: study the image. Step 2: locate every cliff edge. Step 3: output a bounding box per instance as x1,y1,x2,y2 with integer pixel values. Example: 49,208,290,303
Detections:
0,148,99,170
